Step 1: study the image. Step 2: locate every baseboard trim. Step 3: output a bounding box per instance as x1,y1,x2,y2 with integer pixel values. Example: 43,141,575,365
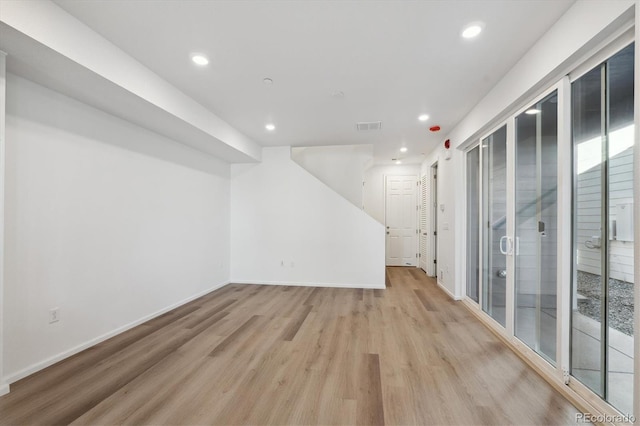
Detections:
3,280,230,386
436,280,462,301
231,280,385,290
0,383,9,397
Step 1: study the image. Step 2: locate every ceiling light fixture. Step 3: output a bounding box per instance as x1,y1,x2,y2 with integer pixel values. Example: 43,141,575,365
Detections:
263,78,273,85
191,54,209,66
525,108,542,115
418,114,429,122
400,147,408,153
462,23,483,39
395,160,402,165
265,123,276,131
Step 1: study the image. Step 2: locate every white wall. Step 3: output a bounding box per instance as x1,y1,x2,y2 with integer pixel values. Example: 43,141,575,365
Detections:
291,144,372,209
0,52,6,396
3,74,231,383
363,164,421,225
231,147,385,288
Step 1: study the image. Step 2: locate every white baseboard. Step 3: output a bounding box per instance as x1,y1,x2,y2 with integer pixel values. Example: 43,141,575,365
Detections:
0,383,9,396
3,280,230,386
436,279,462,301
231,279,385,290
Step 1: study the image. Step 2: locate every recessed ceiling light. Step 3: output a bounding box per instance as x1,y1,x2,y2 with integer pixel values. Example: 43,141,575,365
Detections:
395,160,402,165
418,114,429,122
525,109,541,115
191,54,209,66
265,123,276,131
462,23,483,39
263,78,273,85
400,147,408,153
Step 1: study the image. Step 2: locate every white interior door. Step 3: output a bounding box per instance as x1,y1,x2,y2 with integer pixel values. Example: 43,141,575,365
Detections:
385,175,418,266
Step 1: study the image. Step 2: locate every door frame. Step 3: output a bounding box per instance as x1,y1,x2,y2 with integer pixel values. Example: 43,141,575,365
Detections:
430,162,438,277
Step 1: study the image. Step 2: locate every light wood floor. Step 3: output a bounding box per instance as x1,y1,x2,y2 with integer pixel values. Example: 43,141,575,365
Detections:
0,267,581,425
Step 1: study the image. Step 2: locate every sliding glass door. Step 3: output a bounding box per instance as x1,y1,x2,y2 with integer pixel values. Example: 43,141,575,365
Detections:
571,43,634,414
482,126,508,327
514,91,558,364
464,38,635,418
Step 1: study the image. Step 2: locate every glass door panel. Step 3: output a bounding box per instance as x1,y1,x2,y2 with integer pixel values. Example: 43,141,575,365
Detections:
466,146,480,302
572,63,604,397
482,125,507,326
571,43,634,414
514,91,558,364
605,43,634,414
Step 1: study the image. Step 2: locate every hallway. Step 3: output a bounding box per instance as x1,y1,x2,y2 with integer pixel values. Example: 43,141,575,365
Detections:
0,267,581,425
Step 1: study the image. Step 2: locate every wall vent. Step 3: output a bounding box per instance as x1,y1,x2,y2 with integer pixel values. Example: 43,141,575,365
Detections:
356,121,382,131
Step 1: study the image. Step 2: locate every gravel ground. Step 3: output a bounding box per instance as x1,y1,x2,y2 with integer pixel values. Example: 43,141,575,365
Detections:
577,271,634,336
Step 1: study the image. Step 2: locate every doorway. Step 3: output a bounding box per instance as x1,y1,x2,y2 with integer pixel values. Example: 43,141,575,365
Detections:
385,175,418,266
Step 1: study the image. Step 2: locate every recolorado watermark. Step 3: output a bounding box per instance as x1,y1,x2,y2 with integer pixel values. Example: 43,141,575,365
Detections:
576,413,635,423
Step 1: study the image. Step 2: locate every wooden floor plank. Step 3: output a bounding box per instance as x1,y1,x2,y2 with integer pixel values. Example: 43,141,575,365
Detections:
357,353,385,425
281,304,313,341
0,268,583,425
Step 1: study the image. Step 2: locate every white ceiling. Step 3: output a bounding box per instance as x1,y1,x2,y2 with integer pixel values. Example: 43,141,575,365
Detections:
54,0,575,165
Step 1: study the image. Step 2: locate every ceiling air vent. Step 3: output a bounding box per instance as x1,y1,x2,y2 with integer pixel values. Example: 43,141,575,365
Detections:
356,121,382,131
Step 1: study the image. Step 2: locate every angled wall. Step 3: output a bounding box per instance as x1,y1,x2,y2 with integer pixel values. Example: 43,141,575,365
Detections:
291,144,372,209
231,147,385,288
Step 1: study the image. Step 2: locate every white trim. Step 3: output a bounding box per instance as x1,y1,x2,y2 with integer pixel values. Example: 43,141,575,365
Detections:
436,279,462,301
569,26,635,82
634,1,640,417
478,120,509,144
3,280,230,385
512,81,565,118
505,116,515,338
0,384,9,397
231,280,384,290
0,51,6,395
557,76,573,381
430,161,438,277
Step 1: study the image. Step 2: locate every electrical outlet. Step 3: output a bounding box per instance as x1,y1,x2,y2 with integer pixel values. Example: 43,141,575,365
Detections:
49,307,60,324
